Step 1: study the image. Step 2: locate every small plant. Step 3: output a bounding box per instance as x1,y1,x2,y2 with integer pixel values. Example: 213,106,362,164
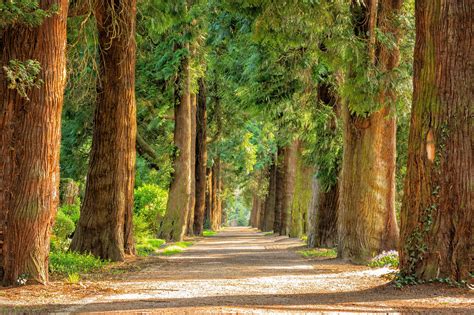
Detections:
368,250,399,268
298,248,337,258
49,251,108,275
161,245,184,256
203,230,217,237
67,273,80,284
300,235,308,242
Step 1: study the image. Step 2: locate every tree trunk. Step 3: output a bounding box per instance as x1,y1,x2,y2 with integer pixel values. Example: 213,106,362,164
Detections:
337,0,401,263
290,144,314,238
186,93,197,235
210,158,222,231
70,0,137,260
0,0,68,285
193,79,208,235
280,140,298,236
399,0,473,281
204,167,212,230
158,45,192,241
263,158,277,231
307,177,319,248
315,183,339,248
273,148,285,233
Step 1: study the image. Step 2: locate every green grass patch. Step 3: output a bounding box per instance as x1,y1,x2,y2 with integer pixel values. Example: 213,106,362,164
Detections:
174,241,193,248
368,250,399,268
263,232,274,236
298,248,337,258
136,238,166,256
49,251,109,275
159,241,193,256
203,230,217,237
300,235,308,242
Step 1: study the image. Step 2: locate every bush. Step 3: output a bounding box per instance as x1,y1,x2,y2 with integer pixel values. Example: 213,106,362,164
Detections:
134,184,168,239
369,250,399,268
49,251,108,275
53,210,75,240
60,202,81,224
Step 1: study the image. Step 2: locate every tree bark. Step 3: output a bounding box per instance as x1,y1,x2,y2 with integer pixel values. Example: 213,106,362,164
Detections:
273,148,285,233
315,183,339,248
280,140,298,236
204,167,212,229
337,0,401,263
210,158,221,231
186,93,197,235
70,0,137,260
158,44,192,241
0,0,68,285
193,79,208,235
307,177,319,248
399,0,473,281
290,144,314,238
262,158,277,231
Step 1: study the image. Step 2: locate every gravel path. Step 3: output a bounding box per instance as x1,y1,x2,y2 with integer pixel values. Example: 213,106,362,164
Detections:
0,227,472,313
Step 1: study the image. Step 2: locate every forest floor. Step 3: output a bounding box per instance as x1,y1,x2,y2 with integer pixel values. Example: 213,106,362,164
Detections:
0,227,472,314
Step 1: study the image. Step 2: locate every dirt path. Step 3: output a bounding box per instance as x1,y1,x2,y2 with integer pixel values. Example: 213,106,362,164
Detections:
1,227,472,313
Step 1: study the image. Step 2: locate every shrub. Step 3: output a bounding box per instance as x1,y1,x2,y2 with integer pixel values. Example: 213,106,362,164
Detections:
368,250,399,268
134,184,168,239
53,210,75,240
59,202,81,224
49,251,108,275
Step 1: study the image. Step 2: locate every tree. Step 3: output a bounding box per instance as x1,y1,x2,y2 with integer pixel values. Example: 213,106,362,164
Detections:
70,0,137,260
158,42,192,241
0,0,69,284
399,0,473,281
193,78,208,235
337,0,401,263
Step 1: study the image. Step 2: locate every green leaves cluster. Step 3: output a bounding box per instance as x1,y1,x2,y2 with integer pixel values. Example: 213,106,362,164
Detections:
3,59,43,100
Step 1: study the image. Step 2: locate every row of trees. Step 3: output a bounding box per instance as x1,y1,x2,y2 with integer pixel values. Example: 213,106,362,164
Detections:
0,0,471,286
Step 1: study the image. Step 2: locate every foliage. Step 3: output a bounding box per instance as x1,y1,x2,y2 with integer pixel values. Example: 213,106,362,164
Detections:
298,248,337,259
49,252,108,275
136,238,166,256
160,241,193,256
2,59,43,100
0,0,56,27
203,230,217,237
368,251,399,269
52,210,75,241
134,184,168,239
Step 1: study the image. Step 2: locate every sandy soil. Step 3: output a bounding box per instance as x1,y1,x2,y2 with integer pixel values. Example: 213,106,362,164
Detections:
0,227,472,314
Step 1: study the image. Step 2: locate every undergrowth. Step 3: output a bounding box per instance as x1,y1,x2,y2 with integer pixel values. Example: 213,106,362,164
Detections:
298,248,337,258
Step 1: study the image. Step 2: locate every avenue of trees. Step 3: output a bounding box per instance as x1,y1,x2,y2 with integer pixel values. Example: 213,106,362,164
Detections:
0,0,472,286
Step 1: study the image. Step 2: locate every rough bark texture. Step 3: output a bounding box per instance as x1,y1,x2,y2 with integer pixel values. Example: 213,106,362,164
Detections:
307,177,319,248
204,167,212,229
70,0,137,260
158,47,192,241
289,143,313,238
280,140,298,236
210,159,221,231
399,0,473,281
186,93,197,235
262,159,277,232
315,183,339,248
193,79,208,236
0,0,68,285
337,0,401,263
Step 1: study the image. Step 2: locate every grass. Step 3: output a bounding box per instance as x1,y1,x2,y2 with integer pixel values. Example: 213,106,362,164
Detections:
263,232,274,236
160,241,194,256
300,235,308,242
49,251,109,275
136,238,166,256
298,248,337,259
203,230,217,237
368,250,399,268
67,272,80,284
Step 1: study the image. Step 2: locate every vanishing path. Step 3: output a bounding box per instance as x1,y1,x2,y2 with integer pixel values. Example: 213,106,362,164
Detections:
1,227,473,313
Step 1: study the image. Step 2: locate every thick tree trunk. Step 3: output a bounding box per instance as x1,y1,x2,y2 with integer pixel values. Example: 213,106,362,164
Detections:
193,79,208,235
0,0,68,285
290,144,314,238
262,158,277,231
280,140,298,236
204,167,212,229
400,0,473,281
250,194,259,227
158,46,192,241
186,93,197,235
70,0,137,260
210,158,222,231
337,0,401,263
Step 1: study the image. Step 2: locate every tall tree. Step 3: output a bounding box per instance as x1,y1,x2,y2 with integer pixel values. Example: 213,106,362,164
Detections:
262,158,277,231
158,42,192,241
279,140,298,236
186,93,197,235
70,0,137,260
337,0,401,263
0,0,69,284
193,79,208,235
400,0,473,281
